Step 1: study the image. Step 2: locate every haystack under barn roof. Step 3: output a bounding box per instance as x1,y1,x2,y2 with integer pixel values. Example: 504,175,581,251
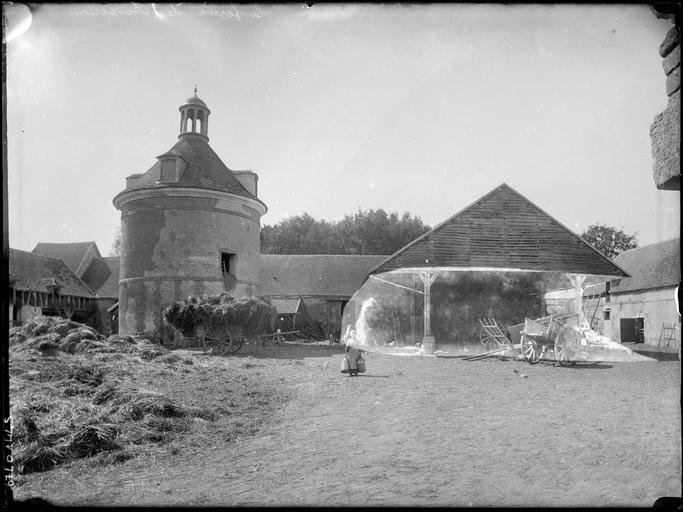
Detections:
368,183,629,278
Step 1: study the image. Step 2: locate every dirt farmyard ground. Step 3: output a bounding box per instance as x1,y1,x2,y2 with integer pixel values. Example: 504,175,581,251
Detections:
11,341,681,507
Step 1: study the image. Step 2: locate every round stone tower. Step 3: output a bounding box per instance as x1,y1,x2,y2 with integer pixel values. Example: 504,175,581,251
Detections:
113,90,267,334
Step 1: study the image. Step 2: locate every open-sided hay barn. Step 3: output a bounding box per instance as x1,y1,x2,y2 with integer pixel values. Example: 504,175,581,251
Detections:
343,183,629,353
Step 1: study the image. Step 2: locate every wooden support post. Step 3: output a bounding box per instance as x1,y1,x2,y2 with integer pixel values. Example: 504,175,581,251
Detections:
420,271,439,355
566,273,587,325
409,274,416,344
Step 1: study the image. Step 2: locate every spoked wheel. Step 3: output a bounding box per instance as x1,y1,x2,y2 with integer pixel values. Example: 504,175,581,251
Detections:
479,326,496,350
555,325,580,366
204,326,237,355
521,335,544,364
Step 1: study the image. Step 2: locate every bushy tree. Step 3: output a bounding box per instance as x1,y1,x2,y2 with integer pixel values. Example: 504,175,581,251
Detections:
580,224,638,259
261,209,430,255
110,226,121,256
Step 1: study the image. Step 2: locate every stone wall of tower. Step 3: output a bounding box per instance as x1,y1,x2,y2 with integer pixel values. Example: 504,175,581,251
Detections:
117,192,262,334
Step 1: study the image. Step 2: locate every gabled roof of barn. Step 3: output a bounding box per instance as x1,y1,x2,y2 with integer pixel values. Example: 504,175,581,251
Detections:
119,136,264,205
32,241,99,277
260,255,388,297
9,249,96,297
608,238,680,293
368,183,629,277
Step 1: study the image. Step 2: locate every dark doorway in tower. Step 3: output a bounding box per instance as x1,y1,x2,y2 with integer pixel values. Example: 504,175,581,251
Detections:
221,252,237,292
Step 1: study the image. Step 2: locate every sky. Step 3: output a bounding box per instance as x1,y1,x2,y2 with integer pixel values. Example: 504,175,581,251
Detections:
5,3,680,256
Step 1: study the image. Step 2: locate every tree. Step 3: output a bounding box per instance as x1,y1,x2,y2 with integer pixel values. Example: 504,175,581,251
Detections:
110,226,121,257
261,209,431,255
580,223,638,259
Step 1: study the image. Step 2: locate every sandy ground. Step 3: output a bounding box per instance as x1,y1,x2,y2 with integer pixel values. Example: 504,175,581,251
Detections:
13,343,681,507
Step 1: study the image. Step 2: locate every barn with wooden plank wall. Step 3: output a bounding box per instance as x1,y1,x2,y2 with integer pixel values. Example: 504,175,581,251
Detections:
343,184,629,353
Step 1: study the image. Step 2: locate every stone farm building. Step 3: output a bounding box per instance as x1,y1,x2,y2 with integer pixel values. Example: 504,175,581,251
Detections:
580,238,681,349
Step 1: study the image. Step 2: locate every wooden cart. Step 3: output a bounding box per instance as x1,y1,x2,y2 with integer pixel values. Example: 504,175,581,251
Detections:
520,314,581,366
153,322,245,355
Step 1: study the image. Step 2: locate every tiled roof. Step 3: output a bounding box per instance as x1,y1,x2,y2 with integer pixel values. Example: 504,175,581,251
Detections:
88,256,120,299
9,249,95,297
609,238,680,293
259,255,388,297
369,184,629,278
123,136,262,203
32,241,98,276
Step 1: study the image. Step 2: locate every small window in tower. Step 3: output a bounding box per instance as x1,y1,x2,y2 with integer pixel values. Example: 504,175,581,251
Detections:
160,159,176,182
221,252,237,291
603,309,611,321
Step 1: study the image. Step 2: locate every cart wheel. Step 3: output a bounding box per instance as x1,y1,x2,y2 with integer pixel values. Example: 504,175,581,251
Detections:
226,336,244,353
204,326,233,355
555,326,579,366
479,326,495,349
521,335,543,364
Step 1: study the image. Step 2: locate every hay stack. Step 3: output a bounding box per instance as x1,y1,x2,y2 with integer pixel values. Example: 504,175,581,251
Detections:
9,316,171,358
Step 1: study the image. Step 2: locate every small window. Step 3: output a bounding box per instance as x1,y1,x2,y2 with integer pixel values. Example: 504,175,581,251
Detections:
603,310,611,320
160,159,176,182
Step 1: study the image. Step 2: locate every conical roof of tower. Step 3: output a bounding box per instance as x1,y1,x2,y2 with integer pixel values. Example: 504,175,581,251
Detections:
125,136,260,201
368,183,629,277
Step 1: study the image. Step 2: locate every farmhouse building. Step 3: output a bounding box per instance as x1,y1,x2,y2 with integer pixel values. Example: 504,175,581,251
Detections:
582,238,680,348
10,243,120,334
31,241,120,333
9,249,98,328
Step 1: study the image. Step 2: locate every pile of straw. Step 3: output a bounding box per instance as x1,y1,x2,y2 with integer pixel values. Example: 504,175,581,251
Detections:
11,378,217,474
9,316,170,359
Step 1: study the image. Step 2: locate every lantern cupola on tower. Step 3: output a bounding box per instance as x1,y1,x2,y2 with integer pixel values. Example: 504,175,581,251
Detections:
179,85,210,140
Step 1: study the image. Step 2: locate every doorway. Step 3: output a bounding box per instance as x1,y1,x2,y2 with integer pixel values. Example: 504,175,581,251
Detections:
620,317,645,343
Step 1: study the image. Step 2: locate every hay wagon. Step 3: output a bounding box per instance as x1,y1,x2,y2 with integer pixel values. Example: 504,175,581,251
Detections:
153,321,246,355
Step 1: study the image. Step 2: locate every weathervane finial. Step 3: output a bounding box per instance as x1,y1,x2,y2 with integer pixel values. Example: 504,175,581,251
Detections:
194,84,197,95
